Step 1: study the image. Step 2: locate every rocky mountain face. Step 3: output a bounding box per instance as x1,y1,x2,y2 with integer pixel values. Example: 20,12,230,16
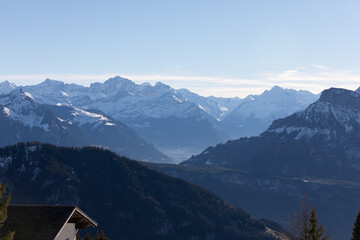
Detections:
183,88,360,182
0,89,170,163
0,78,317,162
0,143,283,240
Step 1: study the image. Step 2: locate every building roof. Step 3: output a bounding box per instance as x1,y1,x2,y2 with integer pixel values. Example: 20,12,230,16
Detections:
0,205,97,240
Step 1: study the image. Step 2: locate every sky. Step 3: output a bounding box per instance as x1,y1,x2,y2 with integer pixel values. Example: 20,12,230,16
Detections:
1,0,360,97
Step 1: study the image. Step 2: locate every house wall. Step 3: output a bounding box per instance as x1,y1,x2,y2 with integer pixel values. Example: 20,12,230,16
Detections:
54,223,77,240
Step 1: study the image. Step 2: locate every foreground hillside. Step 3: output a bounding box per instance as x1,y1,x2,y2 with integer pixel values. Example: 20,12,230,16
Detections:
0,142,281,240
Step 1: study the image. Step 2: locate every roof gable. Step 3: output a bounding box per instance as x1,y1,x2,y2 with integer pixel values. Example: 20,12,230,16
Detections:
0,205,97,240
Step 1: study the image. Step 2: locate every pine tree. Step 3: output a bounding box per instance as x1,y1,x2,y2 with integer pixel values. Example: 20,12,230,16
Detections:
351,211,360,240
289,197,311,240
307,209,329,240
0,183,14,240
94,230,108,240
84,232,93,240
289,198,330,240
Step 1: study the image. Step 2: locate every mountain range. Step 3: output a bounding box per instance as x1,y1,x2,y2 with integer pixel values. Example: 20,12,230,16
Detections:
0,89,170,163
0,77,357,239
142,87,360,240
0,142,285,240
0,77,318,162
182,88,360,182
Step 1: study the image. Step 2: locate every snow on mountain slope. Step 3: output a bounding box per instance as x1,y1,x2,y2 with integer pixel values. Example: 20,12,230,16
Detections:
0,78,319,161
19,77,228,162
0,88,171,163
183,88,360,182
0,89,50,130
21,77,212,121
221,86,318,138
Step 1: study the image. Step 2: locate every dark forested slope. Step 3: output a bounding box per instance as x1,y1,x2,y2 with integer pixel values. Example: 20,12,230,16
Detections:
0,142,280,240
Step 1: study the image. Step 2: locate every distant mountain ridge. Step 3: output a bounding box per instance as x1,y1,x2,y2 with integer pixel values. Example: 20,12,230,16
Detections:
0,88,170,163
0,77,318,161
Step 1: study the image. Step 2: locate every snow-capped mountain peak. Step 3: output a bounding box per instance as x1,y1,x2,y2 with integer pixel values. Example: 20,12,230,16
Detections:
1,88,35,105
154,82,172,91
0,89,49,130
0,81,17,95
92,76,136,92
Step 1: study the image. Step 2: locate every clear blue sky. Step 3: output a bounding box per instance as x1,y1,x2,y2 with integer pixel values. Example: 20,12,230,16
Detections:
1,0,360,97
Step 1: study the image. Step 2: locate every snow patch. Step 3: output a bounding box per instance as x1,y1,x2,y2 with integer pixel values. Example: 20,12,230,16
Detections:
172,95,182,103
19,163,26,172
270,127,331,140
60,91,69,96
220,106,228,112
0,156,12,170
31,167,41,181
198,104,206,111
27,145,41,152
70,108,116,127
24,91,34,100
3,107,10,116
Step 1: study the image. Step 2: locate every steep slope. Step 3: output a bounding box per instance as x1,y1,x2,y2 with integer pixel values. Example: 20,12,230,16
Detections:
183,88,360,182
0,89,170,163
0,142,280,240
221,86,318,138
